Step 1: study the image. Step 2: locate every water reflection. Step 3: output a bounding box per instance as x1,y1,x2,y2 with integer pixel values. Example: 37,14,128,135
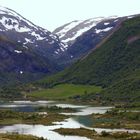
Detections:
0,119,90,140
0,100,139,140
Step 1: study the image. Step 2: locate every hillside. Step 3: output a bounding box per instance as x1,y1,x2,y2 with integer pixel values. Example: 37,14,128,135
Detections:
37,16,140,102
0,37,59,85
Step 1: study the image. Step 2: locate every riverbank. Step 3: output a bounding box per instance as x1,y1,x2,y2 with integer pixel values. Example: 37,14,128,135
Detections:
90,108,140,130
54,128,140,140
0,133,45,140
0,109,68,125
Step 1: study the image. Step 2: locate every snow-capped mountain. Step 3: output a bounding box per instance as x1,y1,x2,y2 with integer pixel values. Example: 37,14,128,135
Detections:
53,16,118,46
0,6,64,83
0,6,66,55
54,15,138,66
0,6,57,41
54,16,129,66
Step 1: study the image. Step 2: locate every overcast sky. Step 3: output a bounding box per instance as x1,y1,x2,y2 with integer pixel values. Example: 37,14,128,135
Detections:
0,0,140,31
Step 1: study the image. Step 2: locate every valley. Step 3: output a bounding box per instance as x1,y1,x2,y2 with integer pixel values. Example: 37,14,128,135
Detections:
0,3,139,140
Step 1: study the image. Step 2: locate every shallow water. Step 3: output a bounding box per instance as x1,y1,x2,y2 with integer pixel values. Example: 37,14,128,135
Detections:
56,103,86,109
0,117,139,140
0,100,139,140
0,100,55,112
61,106,113,116
0,118,90,140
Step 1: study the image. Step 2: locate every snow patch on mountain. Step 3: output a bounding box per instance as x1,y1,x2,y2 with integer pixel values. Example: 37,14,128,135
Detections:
95,27,113,34
127,16,135,19
24,38,34,44
20,71,23,74
60,42,68,49
56,20,82,38
0,17,31,32
14,50,22,54
0,6,59,44
49,40,55,44
0,6,38,30
54,51,59,54
53,16,118,45
62,23,97,43
30,31,46,40
23,45,28,49
84,17,104,24
114,19,119,22
104,22,110,25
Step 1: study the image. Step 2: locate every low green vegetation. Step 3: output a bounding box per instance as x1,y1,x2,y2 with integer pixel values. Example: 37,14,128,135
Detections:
90,108,140,130
0,133,45,140
0,85,22,100
28,84,102,100
35,105,77,113
0,109,68,125
54,128,140,140
54,128,97,139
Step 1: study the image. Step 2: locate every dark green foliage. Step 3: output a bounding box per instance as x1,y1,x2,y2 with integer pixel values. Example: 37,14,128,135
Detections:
0,85,22,99
101,131,110,137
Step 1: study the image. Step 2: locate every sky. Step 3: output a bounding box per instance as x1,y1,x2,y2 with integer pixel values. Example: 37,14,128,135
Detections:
0,0,140,31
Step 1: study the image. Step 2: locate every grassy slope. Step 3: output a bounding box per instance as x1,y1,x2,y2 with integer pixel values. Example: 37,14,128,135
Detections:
30,84,102,99
35,16,140,102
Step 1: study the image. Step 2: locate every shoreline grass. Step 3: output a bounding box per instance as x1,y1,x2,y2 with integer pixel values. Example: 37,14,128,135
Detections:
54,128,140,140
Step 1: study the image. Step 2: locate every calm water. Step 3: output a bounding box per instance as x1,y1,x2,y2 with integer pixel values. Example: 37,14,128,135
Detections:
0,100,139,140
0,120,89,140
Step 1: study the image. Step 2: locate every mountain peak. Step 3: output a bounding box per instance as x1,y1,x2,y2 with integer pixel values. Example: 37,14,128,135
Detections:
53,16,119,45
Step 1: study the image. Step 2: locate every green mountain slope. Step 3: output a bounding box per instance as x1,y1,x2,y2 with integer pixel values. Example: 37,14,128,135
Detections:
37,16,140,102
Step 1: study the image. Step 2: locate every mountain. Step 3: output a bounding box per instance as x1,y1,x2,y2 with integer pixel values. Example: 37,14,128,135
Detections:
0,6,66,84
38,15,140,102
54,16,127,66
53,16,119,45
